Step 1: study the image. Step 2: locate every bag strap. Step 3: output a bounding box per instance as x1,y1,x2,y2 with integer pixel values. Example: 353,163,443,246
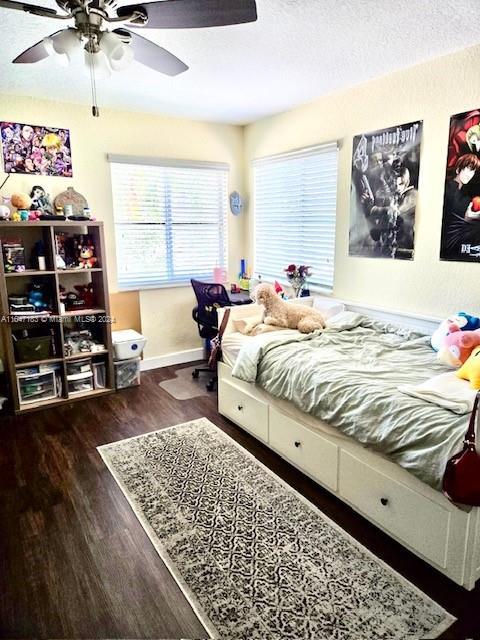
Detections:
465,391,480,446
217,307,231,341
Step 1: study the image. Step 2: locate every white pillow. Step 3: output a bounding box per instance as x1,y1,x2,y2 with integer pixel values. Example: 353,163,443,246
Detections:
312,297,345,319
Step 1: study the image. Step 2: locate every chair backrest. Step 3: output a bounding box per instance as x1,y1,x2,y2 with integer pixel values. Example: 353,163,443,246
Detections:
191,279,231,329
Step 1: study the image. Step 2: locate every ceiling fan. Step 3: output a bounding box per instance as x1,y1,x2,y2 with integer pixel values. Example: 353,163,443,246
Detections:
0,0,258,115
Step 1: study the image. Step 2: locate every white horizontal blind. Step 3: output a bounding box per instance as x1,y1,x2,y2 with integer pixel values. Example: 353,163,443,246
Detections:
109,158,228,290
253,143,338,290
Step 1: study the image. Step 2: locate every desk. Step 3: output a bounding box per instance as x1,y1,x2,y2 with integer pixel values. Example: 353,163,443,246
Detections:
228,290,252,305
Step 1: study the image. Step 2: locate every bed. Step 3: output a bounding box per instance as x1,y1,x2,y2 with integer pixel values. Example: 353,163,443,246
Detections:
217,299,480,590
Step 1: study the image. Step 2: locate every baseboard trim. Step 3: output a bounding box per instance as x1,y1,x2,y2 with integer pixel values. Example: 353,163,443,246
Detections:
141,348,204,371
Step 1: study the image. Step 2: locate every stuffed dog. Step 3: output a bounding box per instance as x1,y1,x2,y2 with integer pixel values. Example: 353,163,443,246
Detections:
254,283,325,334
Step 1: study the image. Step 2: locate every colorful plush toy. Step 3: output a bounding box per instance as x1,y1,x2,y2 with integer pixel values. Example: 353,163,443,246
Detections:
27,283,49,312
78,242,97,269
10,193,31,211
437,328,480,367
456,346,480,389
431,312,480,351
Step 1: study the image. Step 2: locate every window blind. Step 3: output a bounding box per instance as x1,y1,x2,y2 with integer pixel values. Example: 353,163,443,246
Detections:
109,156,228,290
253,143,338,291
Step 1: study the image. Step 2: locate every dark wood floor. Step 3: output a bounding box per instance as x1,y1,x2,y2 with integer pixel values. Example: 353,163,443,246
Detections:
0,363,478,639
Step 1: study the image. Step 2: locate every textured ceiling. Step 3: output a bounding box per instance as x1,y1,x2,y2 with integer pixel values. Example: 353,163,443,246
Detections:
0,0,479,124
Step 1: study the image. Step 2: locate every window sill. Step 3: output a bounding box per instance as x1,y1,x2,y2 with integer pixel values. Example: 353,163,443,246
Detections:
259,276,333,297
118,281,193,292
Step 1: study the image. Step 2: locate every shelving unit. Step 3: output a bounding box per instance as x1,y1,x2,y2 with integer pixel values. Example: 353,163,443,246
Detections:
0,220,114,414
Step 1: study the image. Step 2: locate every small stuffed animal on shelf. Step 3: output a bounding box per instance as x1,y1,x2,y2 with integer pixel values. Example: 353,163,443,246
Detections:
27,282,50,312
457,346,480,389
78,241,97,269
10,193,32,222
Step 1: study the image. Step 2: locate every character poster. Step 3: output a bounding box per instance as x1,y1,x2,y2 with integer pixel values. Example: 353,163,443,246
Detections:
349,120,422,260
440,109,480,262
0,121,73,177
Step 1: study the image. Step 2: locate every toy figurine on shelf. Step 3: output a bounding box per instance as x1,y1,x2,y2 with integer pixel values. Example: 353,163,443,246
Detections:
29,185,54,217
27,282,50,313
74,283,95,308
59,285,67,314
0,205,10,221
65,291,86,311
78,240,97,269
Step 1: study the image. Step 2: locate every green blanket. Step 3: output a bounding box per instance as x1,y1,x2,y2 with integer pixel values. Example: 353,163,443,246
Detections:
232,312,468,490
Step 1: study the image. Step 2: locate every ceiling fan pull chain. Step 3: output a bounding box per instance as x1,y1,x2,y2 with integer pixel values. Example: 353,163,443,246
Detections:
86,24,100,117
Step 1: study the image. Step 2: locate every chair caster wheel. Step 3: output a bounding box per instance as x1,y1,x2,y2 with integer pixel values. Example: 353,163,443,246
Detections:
192,370,199,379
206,380,215,392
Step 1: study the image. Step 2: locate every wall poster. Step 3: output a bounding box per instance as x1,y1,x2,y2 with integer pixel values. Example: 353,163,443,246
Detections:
0,121,73,177
440,109,480,262
349,120,422,260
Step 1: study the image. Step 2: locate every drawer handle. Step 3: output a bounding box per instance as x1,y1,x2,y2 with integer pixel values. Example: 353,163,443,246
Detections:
294,441,301,448
380,497,389,506
237,404,244,411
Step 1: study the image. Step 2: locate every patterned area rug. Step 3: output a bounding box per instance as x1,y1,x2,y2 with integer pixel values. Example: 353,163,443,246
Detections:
98,418,454,640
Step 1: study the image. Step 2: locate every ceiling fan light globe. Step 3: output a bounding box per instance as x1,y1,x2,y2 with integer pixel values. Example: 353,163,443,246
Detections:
84,48,112,80
109,43,134,71
99,31,123,58
52,29,80,57
42,36,69,66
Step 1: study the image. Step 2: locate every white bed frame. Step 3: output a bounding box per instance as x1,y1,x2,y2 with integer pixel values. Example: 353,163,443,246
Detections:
217,298,480,590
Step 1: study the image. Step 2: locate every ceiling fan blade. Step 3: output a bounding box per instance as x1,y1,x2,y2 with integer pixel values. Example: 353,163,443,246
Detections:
117,0,257,29
115,28,188,75
0,0,60,19
12,30,63,63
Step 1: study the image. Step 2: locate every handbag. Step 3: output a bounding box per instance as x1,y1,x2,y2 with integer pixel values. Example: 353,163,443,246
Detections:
207,307,231,370
442,390,480,505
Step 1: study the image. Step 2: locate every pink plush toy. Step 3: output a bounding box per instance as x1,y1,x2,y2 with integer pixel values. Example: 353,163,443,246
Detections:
437,327,480,368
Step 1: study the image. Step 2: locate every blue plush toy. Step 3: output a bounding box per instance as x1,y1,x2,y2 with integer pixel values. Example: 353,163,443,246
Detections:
28,283,49,312
457,312,480,332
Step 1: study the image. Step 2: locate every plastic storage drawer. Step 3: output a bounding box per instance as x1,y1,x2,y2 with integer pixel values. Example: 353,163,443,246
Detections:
115,357,141,389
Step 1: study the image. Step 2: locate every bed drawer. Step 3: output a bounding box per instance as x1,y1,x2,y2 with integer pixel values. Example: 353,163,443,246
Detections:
269,408,338,491
339,451,453,568
218,379,269,443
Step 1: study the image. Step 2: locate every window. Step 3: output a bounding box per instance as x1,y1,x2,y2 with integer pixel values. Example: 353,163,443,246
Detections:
253,143,338,291
109,155,228,290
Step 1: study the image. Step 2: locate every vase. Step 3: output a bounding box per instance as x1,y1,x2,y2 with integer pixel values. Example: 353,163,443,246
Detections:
288,276,305,298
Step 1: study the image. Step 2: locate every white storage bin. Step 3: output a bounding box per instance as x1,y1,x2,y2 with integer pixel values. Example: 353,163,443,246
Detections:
112,329,146,360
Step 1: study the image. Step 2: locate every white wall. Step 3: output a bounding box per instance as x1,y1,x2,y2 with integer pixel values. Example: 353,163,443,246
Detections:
244,43,480,318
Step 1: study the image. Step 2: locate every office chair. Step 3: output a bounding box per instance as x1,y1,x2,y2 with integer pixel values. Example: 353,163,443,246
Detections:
190,279,231,391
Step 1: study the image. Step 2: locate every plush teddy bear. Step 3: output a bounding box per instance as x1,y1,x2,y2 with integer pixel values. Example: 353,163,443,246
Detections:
437,328,480,368
78,242,97,269
456,346,480,389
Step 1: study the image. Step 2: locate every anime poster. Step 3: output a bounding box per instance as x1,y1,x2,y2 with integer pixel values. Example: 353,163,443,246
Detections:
349,120,422,260
440,109,480,262
0,121,72,177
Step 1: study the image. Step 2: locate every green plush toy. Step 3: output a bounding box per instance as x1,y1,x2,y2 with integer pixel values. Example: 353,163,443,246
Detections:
456,346,480,389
